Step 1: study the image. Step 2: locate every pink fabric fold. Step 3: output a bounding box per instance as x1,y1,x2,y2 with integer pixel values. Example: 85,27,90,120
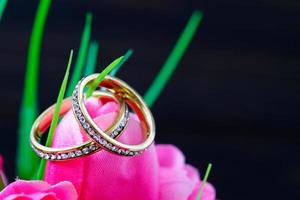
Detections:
44,97,215,200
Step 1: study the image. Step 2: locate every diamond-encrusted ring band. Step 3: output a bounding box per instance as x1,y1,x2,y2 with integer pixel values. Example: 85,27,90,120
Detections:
30,91,129,161
73,74,155,156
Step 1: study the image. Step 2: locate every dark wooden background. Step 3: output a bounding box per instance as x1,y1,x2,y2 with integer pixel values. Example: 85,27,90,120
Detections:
0,0,300,199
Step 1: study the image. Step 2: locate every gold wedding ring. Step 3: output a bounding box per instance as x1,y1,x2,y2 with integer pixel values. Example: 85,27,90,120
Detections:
72,75,155,156
30,91,128,161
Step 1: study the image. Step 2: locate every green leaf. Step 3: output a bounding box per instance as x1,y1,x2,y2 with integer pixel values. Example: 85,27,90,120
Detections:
0,0,8,21
109,49,133,76
46,50,73,146
16,0,51,179
144,10,203,108
66,12,92,96
36,50,74,180
195,163,212,200
86,56,124,98
35,158,46,180
84,41,99,76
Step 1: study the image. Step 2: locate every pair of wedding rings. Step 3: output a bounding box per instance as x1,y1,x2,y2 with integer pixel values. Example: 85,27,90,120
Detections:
30,74,155,161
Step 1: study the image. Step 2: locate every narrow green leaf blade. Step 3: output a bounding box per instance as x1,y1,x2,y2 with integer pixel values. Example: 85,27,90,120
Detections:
144,10,203,107
36,50,74,180
16,0,51,179
195,163,212,200
86,56,124,97
0,0,8,21
35,158,46,180
66,12,92,96
46,50,73,146
109,49,133,77
84,41,99,76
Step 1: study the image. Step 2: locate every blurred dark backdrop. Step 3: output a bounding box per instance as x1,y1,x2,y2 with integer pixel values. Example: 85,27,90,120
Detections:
0,0,300,199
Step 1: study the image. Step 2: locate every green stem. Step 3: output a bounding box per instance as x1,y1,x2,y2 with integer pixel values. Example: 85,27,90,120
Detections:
66,12,92,96
84,41,99,76
195,163,212,200
144,10,203,108
17,0,51,179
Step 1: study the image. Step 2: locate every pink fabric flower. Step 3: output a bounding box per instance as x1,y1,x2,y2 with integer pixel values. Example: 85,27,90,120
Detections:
0,180,78,200
44,97,216,200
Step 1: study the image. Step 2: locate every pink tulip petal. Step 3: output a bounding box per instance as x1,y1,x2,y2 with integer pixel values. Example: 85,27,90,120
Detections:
44,99,215,200
45,110,159,199
80,113,159,200
0,180,77,200
85,97,103,118
46,181,78,200
188,182,216,200
156,145,185,169
3,194,33,200
156,146,197,200
185,164,200,183
95,101,119,116
5,192,57,200
156,145,216,200
0,180,50,196
45,110,85,194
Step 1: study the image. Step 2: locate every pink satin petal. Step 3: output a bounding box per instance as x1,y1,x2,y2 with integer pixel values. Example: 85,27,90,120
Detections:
92,113,145,145
0,181,50,197
186,163,216,200
51,111,83,147
79,114,159,200
46,181,78,200
95,101,119,116
156,145,185,169
156,145,216,200
3,193,33,200
188,182,216,200
93,112,117,130
84,97,118,118
185,165,216,200
84,97,102,118
5,192,57,200
185,164,200,183
158,166,197,200
158,161,197,200
0,180,77,200
44,100,215,200
45,100,119,196
45,110,159,200
45,110,84,194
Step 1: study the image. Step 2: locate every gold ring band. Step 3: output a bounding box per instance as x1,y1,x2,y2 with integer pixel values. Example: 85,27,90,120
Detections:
30,91,128,161
72,75,155,156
